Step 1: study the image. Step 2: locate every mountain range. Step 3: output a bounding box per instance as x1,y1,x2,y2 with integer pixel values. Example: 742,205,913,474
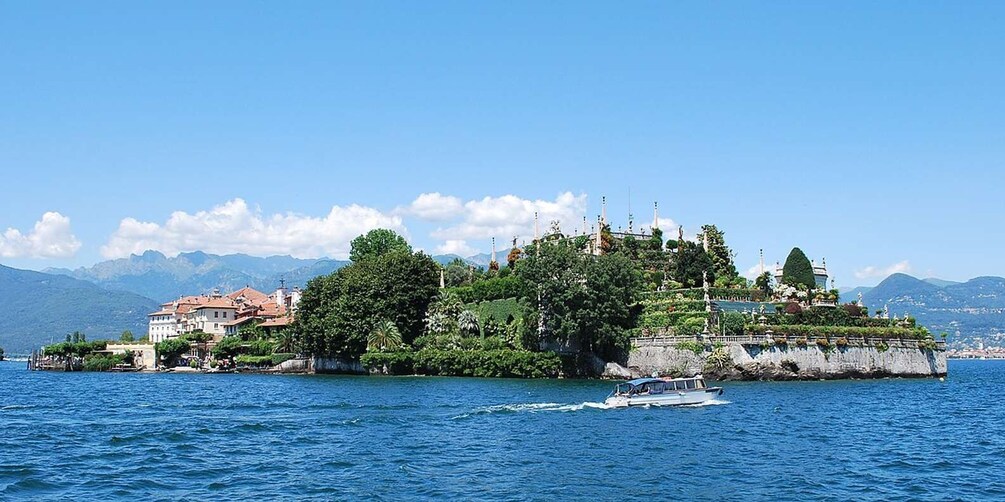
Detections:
4,250,1003,354
855,273,1005,348
0,265,159,353
46,250,487,302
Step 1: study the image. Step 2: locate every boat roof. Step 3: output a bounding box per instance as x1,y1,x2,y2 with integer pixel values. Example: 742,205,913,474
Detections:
623,376,704,387
624,378,666,387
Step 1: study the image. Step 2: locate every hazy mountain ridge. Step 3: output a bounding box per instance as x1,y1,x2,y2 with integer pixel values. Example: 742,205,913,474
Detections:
858,273,1005,348
0,265,159,354
46,251,350,301
44,250,489,303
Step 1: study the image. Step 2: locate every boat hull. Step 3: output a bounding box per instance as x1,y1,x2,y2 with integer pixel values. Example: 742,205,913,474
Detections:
605,387,723,408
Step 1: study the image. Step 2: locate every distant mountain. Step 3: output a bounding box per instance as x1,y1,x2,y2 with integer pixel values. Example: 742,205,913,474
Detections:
0,265,159,354
923,277,962,288
839,286,873,302
432,254,483,268
46,251,348,302
859,273,1005,348
464,253,495,268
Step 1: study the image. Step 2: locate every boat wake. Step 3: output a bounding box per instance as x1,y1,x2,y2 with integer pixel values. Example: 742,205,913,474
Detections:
452,401,612,419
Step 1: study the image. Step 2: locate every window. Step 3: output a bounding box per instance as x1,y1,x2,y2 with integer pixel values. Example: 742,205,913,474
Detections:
223,312,228,319
214,311,219,318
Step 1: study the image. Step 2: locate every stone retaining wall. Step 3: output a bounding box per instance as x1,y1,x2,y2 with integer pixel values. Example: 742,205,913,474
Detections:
628,341,947,380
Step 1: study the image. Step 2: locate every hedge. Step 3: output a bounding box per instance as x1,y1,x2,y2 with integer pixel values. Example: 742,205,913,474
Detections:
235,355,274,366
361,349,562,378
746,324,931,340
449,276,524,303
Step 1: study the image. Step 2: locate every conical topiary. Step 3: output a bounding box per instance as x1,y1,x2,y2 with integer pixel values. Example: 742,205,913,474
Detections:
782,247,816,289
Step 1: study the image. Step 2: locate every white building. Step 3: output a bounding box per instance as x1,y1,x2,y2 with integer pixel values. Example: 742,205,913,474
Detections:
148,310,178,343
188,300,239,337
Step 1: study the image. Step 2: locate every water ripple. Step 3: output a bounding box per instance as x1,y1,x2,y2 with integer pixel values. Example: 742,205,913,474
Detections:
0,360,1002,499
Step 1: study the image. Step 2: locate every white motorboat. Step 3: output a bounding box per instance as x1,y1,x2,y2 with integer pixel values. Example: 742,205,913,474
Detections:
604,375,723,408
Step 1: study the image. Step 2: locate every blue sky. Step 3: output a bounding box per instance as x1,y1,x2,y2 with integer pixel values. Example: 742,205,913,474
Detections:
1,1,1003,286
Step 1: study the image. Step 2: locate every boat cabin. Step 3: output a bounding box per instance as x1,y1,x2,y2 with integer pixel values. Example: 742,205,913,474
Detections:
613,377,707,396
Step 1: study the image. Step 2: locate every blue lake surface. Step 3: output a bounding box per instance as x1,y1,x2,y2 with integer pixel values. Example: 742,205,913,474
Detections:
1,359,1003,500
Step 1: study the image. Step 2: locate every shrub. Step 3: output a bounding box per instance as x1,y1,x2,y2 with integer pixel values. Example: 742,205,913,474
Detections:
784,302,803,315
271,353,296,366
674,340,705,355
918,339,938,351
835,337,849,348
82,353,125,371
703,346,733,373
189,358,199,368
774,337,788,346
795,337,808,347
876,342,889,353
677,317,707,337
721,311,746,337
235,355,274,366
815,337,830,349
360,351,416,374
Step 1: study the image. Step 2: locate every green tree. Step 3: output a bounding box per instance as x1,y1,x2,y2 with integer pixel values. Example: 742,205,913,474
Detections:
349,229,412,262
443,258,473,287
296,250,440,359
782,247,816,289
517,242,642,360
119,330,135,342
755,271,773,296
670,240,715,288
274,329,297,354
213,336,243,360
698,225,738,280
155,338,191,367
367,320,403,352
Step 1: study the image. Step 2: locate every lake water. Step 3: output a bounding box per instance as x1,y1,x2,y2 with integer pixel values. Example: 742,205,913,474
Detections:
1,359,1003,500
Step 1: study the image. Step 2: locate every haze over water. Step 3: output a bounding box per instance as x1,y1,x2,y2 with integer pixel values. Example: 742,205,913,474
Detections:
1,360,1002,500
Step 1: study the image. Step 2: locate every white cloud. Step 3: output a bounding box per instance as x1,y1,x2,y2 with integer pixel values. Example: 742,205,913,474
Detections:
854,260,912,279
0,212,81,259
402,192,463,221
431,192,588,244
744,263,771,280
435,239,478,257
101,198,406,260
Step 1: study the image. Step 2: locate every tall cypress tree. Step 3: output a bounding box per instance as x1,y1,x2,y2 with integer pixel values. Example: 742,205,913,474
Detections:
782,247,816,289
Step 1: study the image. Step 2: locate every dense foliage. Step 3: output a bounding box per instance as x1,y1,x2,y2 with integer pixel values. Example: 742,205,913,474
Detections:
155,338,191,366
361,349,561,378
517,242,642,360
698,225,739,282
295,236,440,359
670,241,715,288
348,229,412,262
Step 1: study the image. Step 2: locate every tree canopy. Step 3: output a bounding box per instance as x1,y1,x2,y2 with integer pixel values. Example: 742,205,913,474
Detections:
782,247,816,289
698,225,738,280
296,249,440,359
516,241,642,360
349,229,412,262
670,240,715,288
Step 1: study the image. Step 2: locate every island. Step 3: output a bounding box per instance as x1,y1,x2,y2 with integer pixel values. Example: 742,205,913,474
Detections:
30,204,947,380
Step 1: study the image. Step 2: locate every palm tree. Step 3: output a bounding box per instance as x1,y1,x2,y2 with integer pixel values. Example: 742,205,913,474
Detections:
367,320,403,352
275,329,297,354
